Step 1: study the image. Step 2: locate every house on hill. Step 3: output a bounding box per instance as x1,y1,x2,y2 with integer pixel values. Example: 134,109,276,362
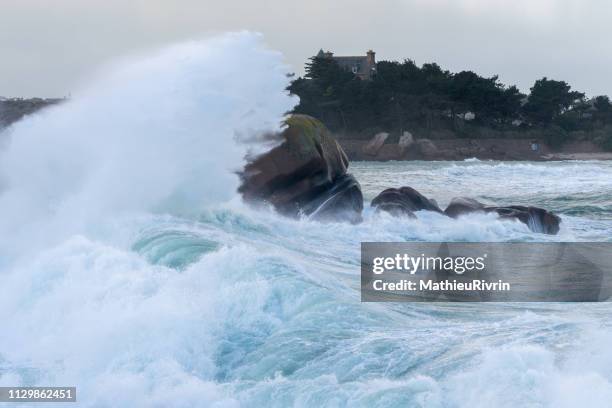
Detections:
316,49,377,80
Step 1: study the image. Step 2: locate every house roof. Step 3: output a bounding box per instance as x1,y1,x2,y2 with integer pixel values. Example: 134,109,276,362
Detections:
332,56,368,62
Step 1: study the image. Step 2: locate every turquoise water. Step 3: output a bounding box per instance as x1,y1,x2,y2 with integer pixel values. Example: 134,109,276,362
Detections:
124,160,612,407
6,160,605,407
1,33,612,407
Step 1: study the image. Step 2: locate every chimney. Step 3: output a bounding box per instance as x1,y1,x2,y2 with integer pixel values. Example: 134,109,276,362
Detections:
366,50,376,65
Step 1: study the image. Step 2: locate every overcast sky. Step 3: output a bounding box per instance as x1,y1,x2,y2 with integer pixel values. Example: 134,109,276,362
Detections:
2,0,611,98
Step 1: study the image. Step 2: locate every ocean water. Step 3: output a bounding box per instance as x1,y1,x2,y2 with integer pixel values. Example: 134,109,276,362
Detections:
1,33,612,407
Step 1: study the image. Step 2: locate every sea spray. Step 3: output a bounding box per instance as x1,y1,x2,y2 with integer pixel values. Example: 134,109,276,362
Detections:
0,32,298,407
0,31,611,407
0,32,296,259
0,158,611,405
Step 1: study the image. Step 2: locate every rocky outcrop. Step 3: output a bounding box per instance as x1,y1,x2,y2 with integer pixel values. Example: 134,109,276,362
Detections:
337,136,612,162
398,131,414,155
414,138,439,158
444,197,486,218
299,174,363,222
495,206,562,235
239,115,562,233
445,197,561,235
362,132,389,156
371,188,561,234
239,114,363,223
371,187,443,218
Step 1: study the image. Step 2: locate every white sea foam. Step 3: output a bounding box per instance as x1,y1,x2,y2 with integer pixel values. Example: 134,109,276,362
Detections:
0,32,296,258
0,32,296,406
444,335,612,408
0,32,611,407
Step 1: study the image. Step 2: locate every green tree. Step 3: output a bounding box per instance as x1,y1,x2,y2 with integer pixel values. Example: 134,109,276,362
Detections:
594,95,611,113
304,56,354,86
523,77,584,124
289,56,359,130
287,52,606,140
447,71,522,121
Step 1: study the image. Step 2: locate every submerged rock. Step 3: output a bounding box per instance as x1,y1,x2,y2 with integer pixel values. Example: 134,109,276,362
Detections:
239,114,363,223
371,187,443,218
445,197,561,235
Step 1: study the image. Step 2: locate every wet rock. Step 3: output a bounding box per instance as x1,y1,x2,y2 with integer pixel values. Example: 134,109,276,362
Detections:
239,114,363,223
371,187,444,218
445,197,561,235
301,174,363,223
494,205,561,235
372,189,562,235
443,197,486,218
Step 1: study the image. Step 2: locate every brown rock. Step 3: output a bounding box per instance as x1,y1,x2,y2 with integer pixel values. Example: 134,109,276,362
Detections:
415,139,439,158
444,197,562,235
371,187,444,218
362,132,389,156
398,131,414,155
239,114,363,223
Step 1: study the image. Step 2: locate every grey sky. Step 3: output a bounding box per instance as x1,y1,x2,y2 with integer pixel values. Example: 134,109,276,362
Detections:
2,0,611,98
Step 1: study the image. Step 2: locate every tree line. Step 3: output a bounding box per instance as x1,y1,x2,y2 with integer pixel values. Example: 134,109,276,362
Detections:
288,55,612,148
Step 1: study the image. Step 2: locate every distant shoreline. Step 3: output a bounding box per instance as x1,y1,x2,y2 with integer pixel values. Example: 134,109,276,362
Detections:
338,137,612,161
0,97,63,129
2,97,611,161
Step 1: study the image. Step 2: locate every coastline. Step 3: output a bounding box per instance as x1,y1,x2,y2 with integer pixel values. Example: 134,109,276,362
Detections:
2,97,611,162
338,137,612,161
